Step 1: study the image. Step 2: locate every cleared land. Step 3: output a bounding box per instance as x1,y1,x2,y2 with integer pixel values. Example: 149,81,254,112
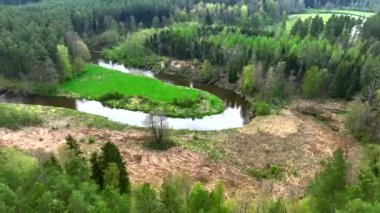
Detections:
0,102,360,198
283,9,375,31
58,64,225,118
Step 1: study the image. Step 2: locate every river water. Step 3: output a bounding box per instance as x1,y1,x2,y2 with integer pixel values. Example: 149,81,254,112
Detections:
0,60,251,130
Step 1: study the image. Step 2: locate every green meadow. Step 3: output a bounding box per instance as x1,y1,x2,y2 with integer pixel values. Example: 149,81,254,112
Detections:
58,65,225,118
266,9,376,32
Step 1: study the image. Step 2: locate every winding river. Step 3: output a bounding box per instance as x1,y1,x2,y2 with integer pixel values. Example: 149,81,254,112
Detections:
0,60,251,131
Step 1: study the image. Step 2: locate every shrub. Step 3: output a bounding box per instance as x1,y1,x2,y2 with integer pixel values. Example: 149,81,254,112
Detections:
251,101,271,116
248,164,282,180
87,136,95,144
172,97,197,108
98,92,124,102
0,104,42,129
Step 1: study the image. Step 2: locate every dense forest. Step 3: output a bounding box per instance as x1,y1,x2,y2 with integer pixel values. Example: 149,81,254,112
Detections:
2,0,377,93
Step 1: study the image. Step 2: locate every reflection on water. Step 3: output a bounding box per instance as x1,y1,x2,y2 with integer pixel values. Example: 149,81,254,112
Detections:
0,60,251,131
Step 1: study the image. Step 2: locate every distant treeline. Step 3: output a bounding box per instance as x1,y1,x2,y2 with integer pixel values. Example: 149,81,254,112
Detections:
0,0,39,5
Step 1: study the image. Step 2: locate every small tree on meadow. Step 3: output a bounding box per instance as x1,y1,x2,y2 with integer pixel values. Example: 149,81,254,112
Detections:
144,110,169,143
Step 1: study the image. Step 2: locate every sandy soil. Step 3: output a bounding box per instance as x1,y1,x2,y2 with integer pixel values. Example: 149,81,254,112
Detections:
0,102,361,199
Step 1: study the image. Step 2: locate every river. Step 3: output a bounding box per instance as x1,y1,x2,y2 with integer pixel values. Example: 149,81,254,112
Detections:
0,60,251,131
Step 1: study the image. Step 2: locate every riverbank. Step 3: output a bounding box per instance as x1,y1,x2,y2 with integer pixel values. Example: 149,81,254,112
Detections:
0,101,361,198
57,64,225,118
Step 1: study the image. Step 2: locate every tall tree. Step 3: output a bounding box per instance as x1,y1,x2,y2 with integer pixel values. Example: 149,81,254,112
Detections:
56,44,72,80
309,149,348,212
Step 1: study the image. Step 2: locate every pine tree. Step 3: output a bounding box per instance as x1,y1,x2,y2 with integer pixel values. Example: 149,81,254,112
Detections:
100,142,130,194
90,152,104,189
186,182,210,212
309,149,348,212
310,15,324,38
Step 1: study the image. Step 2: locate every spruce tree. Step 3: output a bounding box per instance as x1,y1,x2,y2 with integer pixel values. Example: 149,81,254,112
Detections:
100,142,130,194
90,152,104,189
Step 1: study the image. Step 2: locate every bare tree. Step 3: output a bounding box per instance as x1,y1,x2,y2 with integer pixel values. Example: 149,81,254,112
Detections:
144,110,168,143
361,79,379,106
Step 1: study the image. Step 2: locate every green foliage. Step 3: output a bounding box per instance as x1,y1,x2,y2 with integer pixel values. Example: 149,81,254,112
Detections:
90,152,104,190
200,60,215,82
0,147,234,212
65,135,82,156
302,66,327,99
248,164,282,180
0,104,42,129
98,92,125,102
240,64,255,95
0,148,38,189
187,182,210,212
104,163,120,189
362,13,380,40
99,142,130,194
308,149,347,212
57,44,72,80
310,15,324,38
345,99,380,143
251,101,271,116
0,147,130,212
87,136,95,144
160,174,190,213
133,183,163,213
172,96,198,108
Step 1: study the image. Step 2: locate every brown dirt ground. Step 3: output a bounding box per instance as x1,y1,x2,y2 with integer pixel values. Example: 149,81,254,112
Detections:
0,101,361,199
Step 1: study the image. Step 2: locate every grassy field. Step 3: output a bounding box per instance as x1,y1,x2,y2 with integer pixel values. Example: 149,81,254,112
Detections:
273,9,376,31
58,64,225,118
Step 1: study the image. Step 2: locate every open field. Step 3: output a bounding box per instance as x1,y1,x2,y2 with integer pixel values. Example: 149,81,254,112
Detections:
58,64,225,118
0,102,361,198
274,9,376,31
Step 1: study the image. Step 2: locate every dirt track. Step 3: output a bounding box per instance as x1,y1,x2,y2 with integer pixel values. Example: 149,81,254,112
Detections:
0,106,360,199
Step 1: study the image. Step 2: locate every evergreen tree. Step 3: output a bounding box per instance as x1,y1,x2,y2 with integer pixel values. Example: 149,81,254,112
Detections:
302,66,327,99
310,15,324,38
104,163,120,189
240,64,255,95
90,152,104,189
160,174,190,213
309,149,348,212
186,182,210,212
100,142,130,194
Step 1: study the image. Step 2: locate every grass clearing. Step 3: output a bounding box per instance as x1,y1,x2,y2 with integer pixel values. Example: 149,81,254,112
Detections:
0,103,126,131
270,9,375,32
57,64,225,118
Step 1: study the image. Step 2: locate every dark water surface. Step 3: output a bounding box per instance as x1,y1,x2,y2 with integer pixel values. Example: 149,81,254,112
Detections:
0,61,251,130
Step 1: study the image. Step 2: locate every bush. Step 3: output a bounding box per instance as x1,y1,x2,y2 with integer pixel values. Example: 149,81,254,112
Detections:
87,136,95,144
251,101,271,116
172,97,197,108
0,104,42,129
248,164,282,180
98,92,124,102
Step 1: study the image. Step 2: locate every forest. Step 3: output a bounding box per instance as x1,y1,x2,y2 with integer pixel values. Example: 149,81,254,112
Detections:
0,0,380,212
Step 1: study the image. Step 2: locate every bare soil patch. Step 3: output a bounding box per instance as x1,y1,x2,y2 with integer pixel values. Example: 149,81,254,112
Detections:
0,100,361,199
220,108,360,198
0,126,255,197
